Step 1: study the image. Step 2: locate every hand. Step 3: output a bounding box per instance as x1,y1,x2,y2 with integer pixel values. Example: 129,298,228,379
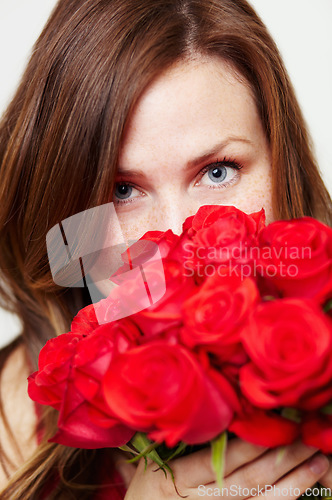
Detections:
320,456,332,492
121,438,330,499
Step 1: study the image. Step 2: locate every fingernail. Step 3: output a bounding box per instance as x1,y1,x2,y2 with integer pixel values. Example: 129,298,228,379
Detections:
309,454,329,475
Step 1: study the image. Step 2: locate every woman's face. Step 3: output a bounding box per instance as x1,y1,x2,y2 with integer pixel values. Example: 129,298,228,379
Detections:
114,57,273,241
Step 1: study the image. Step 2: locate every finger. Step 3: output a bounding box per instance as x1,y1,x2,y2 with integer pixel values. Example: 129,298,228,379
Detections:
225,440,317,496
111,449,137,489
319,456,332,490
169,447,213,489
169,439,268,489
224,438,268,476
191,453,331,500
259,453,330,499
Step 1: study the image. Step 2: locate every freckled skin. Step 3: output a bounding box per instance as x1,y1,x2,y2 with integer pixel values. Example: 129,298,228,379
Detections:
115,56,274,241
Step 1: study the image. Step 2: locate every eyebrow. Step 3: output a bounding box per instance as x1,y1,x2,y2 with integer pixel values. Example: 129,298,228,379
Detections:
117,137,253,178
187,137,253,167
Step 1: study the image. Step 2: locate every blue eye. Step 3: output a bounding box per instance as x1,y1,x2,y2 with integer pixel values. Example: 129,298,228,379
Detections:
199,159,243,188
207,165,227,183
114,183,133,200
113,182,143,205
113,157,243,206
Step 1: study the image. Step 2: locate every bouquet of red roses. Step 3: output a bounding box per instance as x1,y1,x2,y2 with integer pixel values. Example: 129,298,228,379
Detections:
28,205,332,485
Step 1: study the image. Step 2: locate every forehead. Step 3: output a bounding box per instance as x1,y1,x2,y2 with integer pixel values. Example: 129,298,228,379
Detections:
119,57,263,167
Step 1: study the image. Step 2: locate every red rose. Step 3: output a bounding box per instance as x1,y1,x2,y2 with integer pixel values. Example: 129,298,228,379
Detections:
112,233,177,275
113,230,193,282
181,273,259,355
229,399,299,447
28,321,140,448
302,412,332,453
72,319,142,406
28,333,81,410
51,401,134,449
103,341,235,447
53,325,137,448
240,299,332,410
100,273,151,323
139,229,180,259
114,228,194,281
131,259,197,337
71,304,99,334
183,205,265,235
257,217,332,301
179,206,265,281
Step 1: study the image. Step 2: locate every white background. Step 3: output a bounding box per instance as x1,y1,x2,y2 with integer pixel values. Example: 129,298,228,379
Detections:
0,0,331,347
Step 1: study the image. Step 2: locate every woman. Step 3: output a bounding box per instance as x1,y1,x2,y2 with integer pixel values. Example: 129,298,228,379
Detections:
0,0,331,498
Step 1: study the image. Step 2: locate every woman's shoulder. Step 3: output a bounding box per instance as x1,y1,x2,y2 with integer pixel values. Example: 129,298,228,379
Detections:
0,340,38,490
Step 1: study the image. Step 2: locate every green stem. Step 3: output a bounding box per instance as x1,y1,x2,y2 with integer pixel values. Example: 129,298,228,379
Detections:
211,432,227,490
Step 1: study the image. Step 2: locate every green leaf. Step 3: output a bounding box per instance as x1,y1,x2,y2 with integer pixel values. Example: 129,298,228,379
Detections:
159,462,188,498
130,433,165,468
130,432,154,454
164,442,187,462
323,299,332,313
321,403,332,415
211,432,227,490
118,444,138,454
281,407,302,423
128,433,186,495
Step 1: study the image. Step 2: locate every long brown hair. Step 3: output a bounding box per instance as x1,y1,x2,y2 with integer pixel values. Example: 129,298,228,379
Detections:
0,0,331,497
